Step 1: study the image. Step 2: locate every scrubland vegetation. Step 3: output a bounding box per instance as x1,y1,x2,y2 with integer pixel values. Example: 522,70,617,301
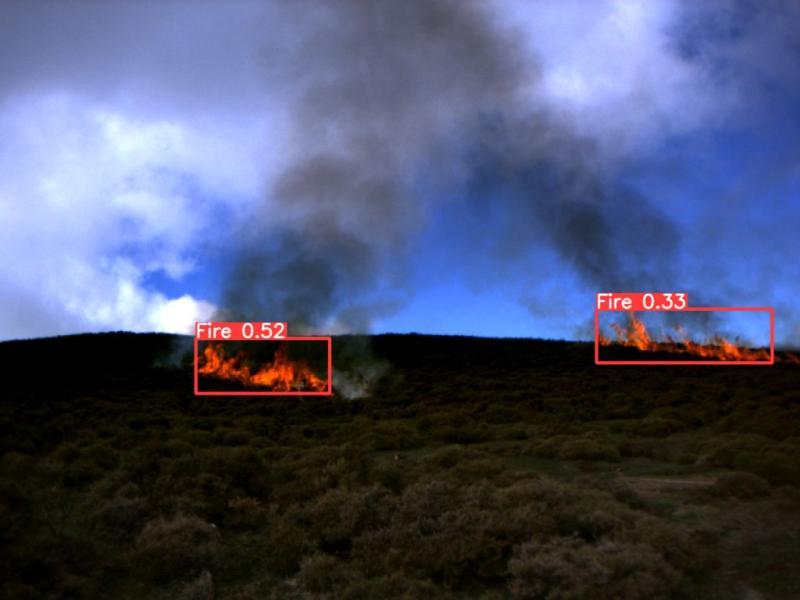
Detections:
1,333,799,598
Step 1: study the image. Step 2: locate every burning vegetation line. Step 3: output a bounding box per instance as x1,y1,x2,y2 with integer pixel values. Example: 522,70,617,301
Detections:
199,343,326,391
599,312,795,362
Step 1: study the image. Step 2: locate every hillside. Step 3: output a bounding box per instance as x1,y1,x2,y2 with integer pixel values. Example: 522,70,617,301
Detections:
1,332,799,598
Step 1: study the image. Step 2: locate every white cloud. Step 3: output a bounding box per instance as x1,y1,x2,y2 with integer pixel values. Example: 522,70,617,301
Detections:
499,0,731,156
0,1,292,340
0,92,264,339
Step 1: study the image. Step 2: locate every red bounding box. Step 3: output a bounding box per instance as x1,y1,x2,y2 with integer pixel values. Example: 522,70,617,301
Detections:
597,292,688,311
194,336,333,396
594,306,774,366
196,321,288,341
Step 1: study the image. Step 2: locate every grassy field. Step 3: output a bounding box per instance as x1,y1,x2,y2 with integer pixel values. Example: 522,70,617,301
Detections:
1,332,799,598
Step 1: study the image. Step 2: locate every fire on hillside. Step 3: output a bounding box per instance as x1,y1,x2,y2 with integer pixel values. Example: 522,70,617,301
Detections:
600,312,800,363
198,342,327,391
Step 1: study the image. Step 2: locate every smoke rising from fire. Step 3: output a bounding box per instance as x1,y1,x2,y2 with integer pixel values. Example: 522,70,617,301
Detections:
221,0,524,332
221,0,682,332
2,1,798,345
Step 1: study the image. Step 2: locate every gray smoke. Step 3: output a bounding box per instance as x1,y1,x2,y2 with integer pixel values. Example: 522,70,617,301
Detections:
221,0,523,331
221,0,680,334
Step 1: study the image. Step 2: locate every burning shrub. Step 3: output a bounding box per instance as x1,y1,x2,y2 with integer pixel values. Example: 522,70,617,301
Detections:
133,514,221,582
199,343,326,392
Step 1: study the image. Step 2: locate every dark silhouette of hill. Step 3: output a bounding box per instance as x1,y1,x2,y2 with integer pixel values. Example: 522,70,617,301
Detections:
1,332,799,598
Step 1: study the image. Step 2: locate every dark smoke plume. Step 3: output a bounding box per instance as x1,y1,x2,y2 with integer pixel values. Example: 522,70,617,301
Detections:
222,0,680,338
221,0,523,331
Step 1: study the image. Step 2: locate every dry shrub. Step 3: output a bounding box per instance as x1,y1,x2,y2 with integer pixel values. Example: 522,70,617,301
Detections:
340,573,444,600
264,517,311,576
701,434,800,486
528,435,571,458
422,446,488,469
134,513,221,581
450,457,506,482
91,495,149,538
301,485,396,549
178,569,215,600
508,537,681,599
709,472,770,500
623,515,706,575
636,417,685,438
353,480,508,583
225,496,267,530
557,438,620,462
296,553,349,593
500,478,635,542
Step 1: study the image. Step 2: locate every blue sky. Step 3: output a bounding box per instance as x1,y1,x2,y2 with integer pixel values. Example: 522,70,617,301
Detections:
1,1,798,345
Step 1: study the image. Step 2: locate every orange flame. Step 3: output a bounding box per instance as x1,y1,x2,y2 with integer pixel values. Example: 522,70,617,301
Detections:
199,343,326,391
601,312,778,361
